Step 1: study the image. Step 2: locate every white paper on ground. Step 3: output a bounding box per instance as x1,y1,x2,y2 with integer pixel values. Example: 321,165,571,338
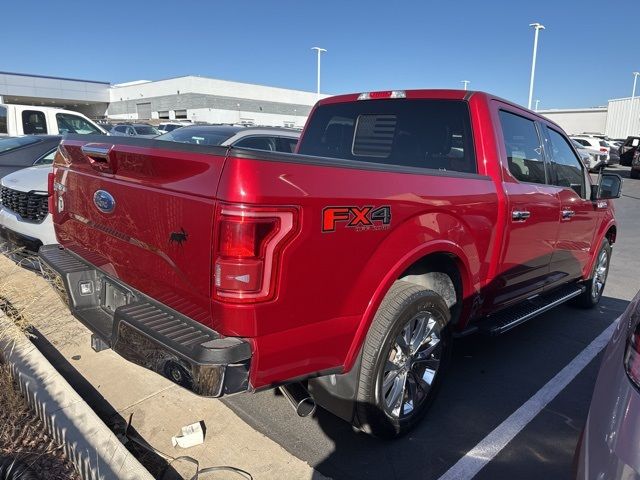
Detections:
171,421,204,448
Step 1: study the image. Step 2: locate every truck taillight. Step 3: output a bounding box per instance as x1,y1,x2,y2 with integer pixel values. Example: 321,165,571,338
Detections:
600,147,608,153
47,171,55,213
625,313,640,389
214,205,297,303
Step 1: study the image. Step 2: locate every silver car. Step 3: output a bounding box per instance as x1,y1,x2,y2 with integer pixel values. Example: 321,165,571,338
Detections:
111,124,160,138
156,125,300,152
575,290,640,479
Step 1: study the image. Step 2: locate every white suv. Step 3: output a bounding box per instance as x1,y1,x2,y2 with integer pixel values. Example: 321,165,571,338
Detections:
0,149,56,255
571,136,610,163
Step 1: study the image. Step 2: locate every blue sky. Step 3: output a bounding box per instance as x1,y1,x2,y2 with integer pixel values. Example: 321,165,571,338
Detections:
2,0,637,108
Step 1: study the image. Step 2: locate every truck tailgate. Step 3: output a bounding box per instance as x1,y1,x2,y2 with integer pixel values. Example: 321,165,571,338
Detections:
51,136,228,329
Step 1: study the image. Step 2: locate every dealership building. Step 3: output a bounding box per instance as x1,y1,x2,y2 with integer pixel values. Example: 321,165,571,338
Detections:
2,70,639,136
0,71,323,128
539,96,640,139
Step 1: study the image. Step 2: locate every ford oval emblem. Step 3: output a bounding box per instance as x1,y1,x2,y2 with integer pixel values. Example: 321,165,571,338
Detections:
93,190,115,213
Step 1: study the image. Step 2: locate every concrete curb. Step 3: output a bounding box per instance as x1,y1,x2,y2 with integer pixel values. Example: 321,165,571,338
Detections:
0,312,153,480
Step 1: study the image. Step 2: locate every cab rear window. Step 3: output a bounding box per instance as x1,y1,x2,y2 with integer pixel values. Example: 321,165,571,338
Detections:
297,99,477,173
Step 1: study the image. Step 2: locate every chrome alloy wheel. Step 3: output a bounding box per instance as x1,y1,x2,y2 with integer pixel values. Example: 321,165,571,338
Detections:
592,248,609,300
380,312,443,419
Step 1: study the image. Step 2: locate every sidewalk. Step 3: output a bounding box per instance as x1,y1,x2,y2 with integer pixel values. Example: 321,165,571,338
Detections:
0,254,324,480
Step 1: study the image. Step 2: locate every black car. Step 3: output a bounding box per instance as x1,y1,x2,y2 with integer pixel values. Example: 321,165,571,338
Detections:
0,135,62,179
620,136,640,167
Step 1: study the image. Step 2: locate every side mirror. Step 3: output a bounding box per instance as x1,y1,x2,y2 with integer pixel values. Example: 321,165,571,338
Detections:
591,173,622,201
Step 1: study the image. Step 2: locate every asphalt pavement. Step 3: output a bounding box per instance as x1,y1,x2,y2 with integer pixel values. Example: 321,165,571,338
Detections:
225,164,640,480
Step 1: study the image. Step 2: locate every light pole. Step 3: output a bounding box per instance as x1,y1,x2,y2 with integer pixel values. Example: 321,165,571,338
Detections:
535,99,540,111
626,71,640,136
527,22,545,110
311,47,327,97
461,80,470,90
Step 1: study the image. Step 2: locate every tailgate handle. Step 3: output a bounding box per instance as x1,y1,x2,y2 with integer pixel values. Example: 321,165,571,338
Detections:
81,144,116,173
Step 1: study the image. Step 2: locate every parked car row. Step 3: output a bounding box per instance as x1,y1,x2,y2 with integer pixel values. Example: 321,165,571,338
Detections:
571,139,607,172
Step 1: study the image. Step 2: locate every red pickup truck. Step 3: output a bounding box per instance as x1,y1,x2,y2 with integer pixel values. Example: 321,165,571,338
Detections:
40,89,621,438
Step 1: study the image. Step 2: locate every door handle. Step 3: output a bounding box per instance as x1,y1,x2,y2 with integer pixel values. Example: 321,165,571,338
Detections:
561,209,575,219
512,210,531,221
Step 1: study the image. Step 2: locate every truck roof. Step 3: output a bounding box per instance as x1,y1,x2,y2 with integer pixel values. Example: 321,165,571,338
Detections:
317,89,564,134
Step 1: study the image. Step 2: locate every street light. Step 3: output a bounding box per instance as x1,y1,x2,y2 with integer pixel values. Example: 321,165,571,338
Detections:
461,80,470,90
527,22,545,110
535,99,540,111
311,47,327,97
626,71,640,136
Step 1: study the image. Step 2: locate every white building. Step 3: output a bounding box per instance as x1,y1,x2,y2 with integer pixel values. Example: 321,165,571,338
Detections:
540,97,640,140
108,75,324,128
605,97,640,139
538,107,608,136
0,71,325,128
0,71,110,117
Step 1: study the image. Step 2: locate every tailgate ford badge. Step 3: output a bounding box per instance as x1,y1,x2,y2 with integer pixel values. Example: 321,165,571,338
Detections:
93,190,116,213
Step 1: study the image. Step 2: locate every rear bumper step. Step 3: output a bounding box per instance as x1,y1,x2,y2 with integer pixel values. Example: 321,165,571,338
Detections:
38,244,251,397
477,284,586,336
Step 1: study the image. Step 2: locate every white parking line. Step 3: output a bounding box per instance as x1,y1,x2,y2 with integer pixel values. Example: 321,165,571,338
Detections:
438,320,618,480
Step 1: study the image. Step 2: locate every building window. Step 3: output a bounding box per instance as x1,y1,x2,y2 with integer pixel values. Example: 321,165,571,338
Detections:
174,110,187,119
158,111,170,120
0,106,6,134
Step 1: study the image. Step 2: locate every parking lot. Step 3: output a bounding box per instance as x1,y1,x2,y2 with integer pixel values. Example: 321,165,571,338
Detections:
218,166,639,480
0,165,636,480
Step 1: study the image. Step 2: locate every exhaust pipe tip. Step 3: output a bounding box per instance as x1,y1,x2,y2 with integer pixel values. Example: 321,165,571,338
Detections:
279,383,316,417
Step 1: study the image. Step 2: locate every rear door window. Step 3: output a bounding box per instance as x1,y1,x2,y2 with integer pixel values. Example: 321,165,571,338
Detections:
297,99,477,173
498,110,547,184
546,127,588,198
22,110,48,134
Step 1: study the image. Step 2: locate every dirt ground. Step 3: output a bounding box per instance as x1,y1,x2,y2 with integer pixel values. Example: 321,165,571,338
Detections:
0,363,79,480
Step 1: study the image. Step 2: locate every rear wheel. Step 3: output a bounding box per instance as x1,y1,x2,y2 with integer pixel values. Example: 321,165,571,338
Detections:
355,281,452,438
572,239,611,308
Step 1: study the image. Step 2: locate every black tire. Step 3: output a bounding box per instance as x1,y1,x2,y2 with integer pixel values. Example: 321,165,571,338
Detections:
630,169,640,179
355,281,452,438
572,238,611,309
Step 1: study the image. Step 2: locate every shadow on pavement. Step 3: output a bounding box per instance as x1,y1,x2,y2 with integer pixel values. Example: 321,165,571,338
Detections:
28,327,182,480
276,295,629,480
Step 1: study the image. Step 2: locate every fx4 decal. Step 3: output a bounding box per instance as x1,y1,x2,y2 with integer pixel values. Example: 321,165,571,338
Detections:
322,206,391,233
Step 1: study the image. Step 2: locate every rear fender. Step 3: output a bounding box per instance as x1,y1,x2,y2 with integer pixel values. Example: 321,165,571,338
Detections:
341,214,478,372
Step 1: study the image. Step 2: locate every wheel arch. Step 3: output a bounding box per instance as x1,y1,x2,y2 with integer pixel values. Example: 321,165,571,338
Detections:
342,242,473,371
